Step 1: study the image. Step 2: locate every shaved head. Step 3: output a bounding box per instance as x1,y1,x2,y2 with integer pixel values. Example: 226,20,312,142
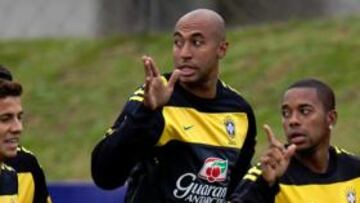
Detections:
172,8,229,93
175,9,226,42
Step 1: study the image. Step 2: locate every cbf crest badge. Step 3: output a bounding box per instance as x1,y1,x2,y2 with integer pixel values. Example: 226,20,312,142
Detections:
346,188,356,203
224,117,236,138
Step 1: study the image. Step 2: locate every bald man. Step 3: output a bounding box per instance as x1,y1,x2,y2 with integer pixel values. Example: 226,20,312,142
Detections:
92,9,257,203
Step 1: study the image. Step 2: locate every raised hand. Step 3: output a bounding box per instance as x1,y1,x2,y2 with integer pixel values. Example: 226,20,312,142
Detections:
142,55,180,110
260,124,296,186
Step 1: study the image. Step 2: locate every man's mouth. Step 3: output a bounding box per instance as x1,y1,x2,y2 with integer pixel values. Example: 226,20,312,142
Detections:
3,137,19,150
288,132,306,145
178,65,196,76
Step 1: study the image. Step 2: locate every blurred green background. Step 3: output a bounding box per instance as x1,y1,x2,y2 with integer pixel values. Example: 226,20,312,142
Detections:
1,16,359,181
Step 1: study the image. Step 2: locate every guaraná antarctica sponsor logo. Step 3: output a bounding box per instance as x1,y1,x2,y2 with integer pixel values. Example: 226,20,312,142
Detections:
198,157,228,183
173,157,229,203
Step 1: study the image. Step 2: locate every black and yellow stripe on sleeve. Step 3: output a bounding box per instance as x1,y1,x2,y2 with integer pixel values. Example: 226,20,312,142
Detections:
0,164,18,203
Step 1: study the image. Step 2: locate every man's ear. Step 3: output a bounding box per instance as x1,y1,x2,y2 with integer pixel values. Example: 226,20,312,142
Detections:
217,41,229,59
327,109,337,129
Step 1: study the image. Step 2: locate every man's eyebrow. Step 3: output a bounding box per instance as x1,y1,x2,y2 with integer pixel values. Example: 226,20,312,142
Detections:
173,32,181,37
191,33,204,38
281,103,312,109
281,104,289,110
173,31,204,38
0,112,12,117
298,104,312,108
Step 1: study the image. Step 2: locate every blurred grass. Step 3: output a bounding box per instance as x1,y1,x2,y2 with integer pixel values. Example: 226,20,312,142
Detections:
0,16,359,180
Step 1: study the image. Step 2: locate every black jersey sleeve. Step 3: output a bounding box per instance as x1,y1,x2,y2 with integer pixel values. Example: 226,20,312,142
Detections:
0,164,18,197
230,164,279,203
227,105,257,198
29,155,51,203
91,87,164,190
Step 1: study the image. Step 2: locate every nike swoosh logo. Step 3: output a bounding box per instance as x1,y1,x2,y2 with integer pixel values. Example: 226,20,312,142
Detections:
183,125,194,131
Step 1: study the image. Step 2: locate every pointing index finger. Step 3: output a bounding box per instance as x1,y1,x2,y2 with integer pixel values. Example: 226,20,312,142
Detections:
263,124,284,150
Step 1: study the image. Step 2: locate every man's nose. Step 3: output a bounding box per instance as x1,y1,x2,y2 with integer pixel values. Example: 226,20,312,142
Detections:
10,118,23,133
288,112,300,127
180,43,192,59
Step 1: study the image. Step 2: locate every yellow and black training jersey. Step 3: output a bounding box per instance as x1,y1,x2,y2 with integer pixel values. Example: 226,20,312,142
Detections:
231,146,360,203
5,146,52,203
0,163,18,203
92,73,257,203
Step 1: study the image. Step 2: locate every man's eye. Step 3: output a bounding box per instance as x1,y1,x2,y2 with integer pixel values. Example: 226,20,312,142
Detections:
174,39,182,47
0,116,11,122
193,39,203,46
18,114,23,121
282,110,290,118
301,108,311,115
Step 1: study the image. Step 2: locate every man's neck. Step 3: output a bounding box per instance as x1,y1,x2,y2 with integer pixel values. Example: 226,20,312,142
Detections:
180,79,218,99
295,146,330,174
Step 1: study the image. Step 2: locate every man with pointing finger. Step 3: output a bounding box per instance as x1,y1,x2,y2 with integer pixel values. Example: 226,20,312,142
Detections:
230,78,360,203
91,8,256,203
